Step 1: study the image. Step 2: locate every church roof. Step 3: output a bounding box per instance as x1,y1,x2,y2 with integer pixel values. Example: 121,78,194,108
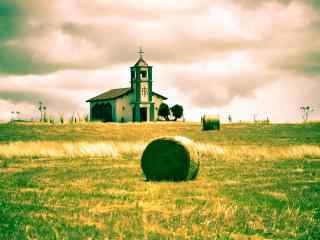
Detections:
153,92,167,100
86,87,167,102
86,88,131,102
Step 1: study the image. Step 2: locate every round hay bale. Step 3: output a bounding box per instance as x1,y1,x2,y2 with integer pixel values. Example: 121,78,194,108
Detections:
202,114,220,131
141,136,200,181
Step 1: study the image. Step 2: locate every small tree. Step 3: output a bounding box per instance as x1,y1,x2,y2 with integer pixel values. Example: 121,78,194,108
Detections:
300,106,314,122
84,114,89,122
43,107,48,123
49,115,55,124
158,103,170,121
70,113,77,124
38,101,44,122
170,104,183,121
60,113,65,124
76,112,82,123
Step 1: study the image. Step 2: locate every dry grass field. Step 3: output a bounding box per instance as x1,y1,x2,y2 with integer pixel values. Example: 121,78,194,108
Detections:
0,122,319,239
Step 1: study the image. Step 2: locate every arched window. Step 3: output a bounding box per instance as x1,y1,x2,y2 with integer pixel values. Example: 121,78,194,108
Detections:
92,102,112,122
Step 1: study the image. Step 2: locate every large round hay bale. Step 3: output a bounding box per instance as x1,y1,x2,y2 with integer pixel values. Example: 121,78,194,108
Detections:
202,114,220,131
141,136,200,181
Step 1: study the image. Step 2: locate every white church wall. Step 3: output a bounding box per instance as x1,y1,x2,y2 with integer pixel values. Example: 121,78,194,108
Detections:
115,93,133,122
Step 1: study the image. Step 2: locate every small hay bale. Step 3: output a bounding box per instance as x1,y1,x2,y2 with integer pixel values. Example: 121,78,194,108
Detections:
202,114,220,131
141,136,200,181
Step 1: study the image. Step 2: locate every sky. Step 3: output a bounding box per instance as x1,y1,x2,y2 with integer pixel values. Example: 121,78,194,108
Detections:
0,0,320,122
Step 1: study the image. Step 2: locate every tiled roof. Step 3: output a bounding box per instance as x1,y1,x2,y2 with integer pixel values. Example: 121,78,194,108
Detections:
87,87,168,102
153,92,167,100
86,88,131,102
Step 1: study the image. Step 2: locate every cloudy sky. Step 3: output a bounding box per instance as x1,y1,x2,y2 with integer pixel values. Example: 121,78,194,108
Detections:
0,0,319,122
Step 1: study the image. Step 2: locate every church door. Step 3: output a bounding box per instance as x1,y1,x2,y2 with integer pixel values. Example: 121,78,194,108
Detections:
140,107,147,122
132,107,136,122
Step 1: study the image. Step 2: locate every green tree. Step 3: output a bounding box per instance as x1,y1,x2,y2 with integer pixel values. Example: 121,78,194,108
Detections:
158,103,170,121
171,104,183,121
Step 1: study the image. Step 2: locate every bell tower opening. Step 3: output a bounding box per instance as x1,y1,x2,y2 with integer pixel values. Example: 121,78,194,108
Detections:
140,70,147,79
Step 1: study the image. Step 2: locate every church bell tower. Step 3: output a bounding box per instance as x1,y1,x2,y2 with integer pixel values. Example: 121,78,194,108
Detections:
130,48,154,122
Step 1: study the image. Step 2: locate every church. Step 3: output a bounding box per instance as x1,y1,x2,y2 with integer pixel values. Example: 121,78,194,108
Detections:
86,50,167,122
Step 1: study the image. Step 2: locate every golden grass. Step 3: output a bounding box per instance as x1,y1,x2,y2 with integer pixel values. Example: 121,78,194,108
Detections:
1,140,320,161
262,191,288,201
0,141,145,158
1,124,319,239
197,143,320,161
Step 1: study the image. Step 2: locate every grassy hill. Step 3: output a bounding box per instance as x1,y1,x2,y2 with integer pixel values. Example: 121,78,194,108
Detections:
1,121,320,145
0,122,319,239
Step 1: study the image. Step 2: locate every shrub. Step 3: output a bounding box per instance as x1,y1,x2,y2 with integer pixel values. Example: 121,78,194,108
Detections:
158,103,170,121
171,104,184,121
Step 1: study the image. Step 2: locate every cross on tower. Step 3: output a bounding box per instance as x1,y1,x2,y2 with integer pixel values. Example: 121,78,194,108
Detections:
138,47,144,59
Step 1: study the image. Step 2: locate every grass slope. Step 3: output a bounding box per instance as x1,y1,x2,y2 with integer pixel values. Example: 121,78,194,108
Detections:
0,122,319,239
1,122,320,145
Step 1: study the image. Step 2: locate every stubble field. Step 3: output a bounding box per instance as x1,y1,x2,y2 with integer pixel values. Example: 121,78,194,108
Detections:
0,122,319,239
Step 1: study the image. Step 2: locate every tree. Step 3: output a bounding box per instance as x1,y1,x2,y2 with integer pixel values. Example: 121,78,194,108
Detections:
158,103,170,121
300,106,314,122
38,101,48,122
170,104,183,121
60,113,65,124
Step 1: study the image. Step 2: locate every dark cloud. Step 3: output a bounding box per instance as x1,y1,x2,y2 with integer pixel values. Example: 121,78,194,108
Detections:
0,45,62,75
297,0,320,9
59,20,261,69
0,0,266,75
296,51,320,76
0,0,58,75
0,1,22,40
171,71,274,108
272,51,320,76
237,0,320,8
0,89,81,113
0,90,47,104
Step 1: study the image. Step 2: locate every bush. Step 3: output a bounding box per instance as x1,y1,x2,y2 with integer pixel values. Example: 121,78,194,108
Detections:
158,103,170,121
171,104,183,121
